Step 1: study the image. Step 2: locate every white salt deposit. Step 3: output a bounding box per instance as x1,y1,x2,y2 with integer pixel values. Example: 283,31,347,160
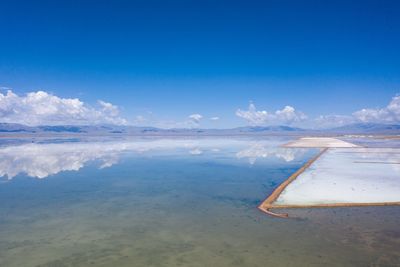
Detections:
275,148,400,205
284,137,360,148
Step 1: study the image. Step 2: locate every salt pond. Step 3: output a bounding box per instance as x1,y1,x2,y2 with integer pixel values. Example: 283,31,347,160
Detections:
284,137,360,148
275,148,400,206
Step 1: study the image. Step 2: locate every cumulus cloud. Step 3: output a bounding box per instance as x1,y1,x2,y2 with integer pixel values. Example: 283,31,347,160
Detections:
353,95,400,123
314,115,356,129
188,114,203,123
236,95,400,128
98,100,120,117
187,113,203,127
236,102,269,125
236,102,307,126
275,106,307,124
0,90,127,126
313,94,400,128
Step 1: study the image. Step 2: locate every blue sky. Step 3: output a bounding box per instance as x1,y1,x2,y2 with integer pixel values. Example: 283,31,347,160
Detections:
1,0,400,128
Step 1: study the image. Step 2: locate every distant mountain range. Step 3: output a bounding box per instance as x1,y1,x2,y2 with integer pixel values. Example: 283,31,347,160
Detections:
328,123,400,134
0,122,399,136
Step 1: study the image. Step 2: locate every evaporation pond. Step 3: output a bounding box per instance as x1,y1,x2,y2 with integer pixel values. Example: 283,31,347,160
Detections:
275,148,400,206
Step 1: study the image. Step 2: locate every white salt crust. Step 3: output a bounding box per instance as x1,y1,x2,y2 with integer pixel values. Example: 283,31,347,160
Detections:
275,148,400,205
284,137,360,148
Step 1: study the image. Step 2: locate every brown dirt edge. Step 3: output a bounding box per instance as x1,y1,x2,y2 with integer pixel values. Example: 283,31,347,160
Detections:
263,202,400,209
260,202,400,218
257,148,328,218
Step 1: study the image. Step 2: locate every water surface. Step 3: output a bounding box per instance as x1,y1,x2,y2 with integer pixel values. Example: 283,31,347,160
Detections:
0,137,399,267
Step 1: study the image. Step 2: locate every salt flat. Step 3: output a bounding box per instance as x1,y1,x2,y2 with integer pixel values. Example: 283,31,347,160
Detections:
284,137,360,148
275,148,400,205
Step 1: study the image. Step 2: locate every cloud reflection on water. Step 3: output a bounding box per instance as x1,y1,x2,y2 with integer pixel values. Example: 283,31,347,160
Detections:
0,139,307,179
236,143,308,164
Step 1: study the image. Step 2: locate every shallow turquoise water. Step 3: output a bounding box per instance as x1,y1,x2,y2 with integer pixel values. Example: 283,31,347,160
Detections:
0,137,399,266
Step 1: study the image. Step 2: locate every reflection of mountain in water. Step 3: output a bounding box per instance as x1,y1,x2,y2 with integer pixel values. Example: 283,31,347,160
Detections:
236,143,307,165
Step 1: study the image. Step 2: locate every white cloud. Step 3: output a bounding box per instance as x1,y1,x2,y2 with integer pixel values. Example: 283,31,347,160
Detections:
187,113,203,127
275,105,307,124
236,95,400,129
98,100,120,117
210,116,220,121
314,115,355,129
353,95,400,123
314,94,400,128
236,102,269,125
236,102,307,126
0,90,127,126
188,113,203,123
